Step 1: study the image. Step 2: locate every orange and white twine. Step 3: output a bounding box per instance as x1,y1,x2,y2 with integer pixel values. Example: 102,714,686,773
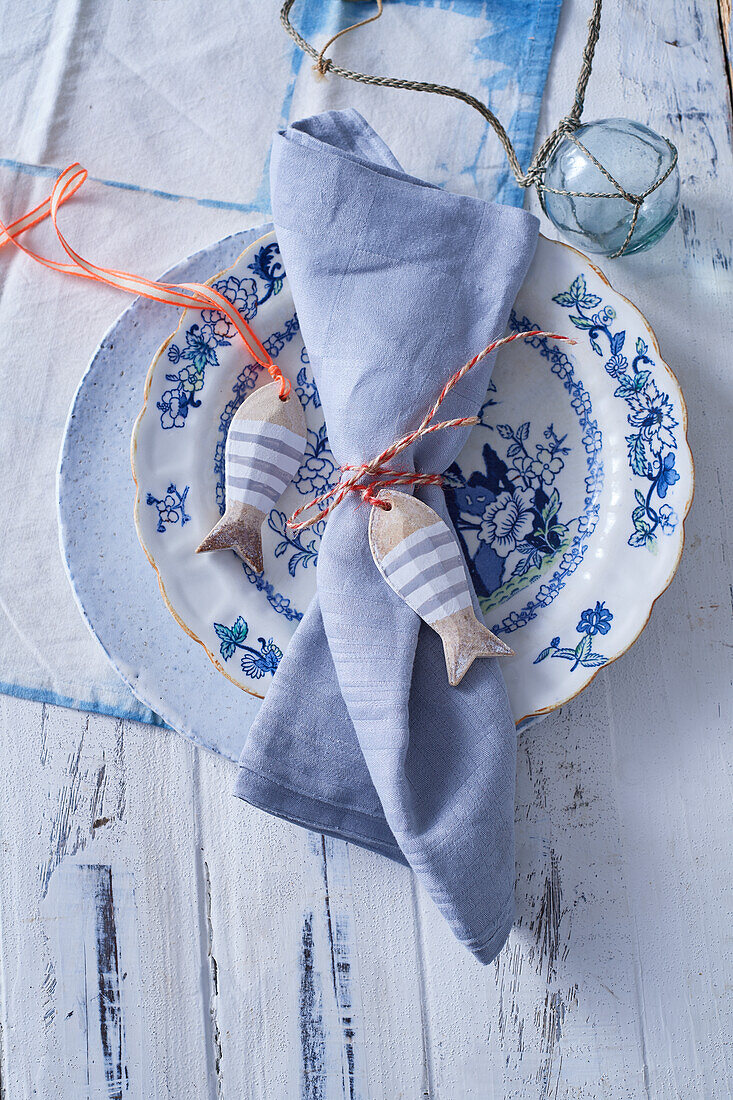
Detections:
288,329,577,532
0,164,291,398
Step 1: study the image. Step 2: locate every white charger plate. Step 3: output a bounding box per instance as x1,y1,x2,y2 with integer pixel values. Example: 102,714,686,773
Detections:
132,230,692,726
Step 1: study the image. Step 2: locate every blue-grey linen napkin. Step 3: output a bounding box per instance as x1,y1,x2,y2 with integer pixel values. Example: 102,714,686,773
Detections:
235,109,538,964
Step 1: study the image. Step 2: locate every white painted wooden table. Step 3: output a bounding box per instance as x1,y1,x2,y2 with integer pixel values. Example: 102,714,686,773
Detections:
1,2,731,1096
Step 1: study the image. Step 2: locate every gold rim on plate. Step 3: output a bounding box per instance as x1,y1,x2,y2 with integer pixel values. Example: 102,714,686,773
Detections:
131,233,694,725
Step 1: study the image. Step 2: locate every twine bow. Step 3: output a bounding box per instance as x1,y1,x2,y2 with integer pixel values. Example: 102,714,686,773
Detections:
288,329,576,532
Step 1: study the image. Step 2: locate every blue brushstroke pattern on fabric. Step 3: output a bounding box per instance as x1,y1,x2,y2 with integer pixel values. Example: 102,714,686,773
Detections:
2,0,562,727
389,0,563,205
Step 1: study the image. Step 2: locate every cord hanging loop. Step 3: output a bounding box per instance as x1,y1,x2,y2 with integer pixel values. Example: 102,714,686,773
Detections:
280,0,677,258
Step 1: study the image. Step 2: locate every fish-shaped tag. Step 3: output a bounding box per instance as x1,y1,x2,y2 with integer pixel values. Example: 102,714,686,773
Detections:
369,489,513,686
197,381,306,572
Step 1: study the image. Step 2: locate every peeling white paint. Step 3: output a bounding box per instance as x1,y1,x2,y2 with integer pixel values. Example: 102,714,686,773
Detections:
0,0,731,1095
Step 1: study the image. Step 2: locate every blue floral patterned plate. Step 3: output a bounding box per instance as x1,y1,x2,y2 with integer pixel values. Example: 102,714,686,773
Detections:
132,231,692,725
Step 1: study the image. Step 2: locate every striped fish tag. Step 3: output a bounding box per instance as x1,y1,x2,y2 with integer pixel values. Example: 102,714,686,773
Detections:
369,489,513,685
197,381,306,572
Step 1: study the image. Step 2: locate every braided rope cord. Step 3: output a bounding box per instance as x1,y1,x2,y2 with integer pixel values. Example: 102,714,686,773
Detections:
280,0,678,257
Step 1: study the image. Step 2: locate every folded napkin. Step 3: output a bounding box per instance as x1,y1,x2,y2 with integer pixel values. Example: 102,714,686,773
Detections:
235,109,538,964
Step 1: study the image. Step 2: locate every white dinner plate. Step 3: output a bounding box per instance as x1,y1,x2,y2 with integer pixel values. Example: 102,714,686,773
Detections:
132,230,692,725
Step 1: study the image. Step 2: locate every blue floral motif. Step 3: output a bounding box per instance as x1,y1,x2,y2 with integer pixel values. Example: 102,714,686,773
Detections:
656,452,680,498
268,509,324,575
146,484,191,533
241,562,303,622
552,274,680,548
205,275,259,332
294,424,337,497
214,615,249,661
479,485,535,557
446,317,603,635
157,387,189,429
296,348,321,410
160,247,290,432
247,242,284,305
240,638,283,679
169,323,220,372
658,503,678,532
534,601,613,671
626,380,677,456
263,314,300,358
576,601,613,635
213,615,283,679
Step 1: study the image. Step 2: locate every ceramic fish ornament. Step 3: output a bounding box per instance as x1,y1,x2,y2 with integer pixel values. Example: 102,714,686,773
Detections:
197,381,306,572
369,489,513,685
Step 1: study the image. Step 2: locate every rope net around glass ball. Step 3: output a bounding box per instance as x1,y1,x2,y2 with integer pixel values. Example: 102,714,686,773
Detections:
280,0,679,259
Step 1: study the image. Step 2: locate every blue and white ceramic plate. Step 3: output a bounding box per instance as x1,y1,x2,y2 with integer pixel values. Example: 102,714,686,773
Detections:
132,231,692,726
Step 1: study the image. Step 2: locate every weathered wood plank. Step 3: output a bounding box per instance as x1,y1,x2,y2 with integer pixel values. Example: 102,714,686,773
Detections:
330,843,429,1098
570,1,733,1090
1,1,731,1096
0,695,216,1098
414,684,650,1097
43,862,137,1099
410,0,733,1094
193,744,429,1099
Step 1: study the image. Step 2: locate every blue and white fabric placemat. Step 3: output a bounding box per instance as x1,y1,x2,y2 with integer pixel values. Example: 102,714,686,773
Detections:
0,0,562,722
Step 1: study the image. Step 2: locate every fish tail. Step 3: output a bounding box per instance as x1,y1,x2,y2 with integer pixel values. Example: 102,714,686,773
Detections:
442,616,513,686
196,511,264,573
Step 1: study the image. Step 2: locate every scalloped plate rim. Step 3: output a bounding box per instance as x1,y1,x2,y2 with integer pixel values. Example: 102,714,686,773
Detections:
131,229,276,700
513,239,694,724
130,232,694,727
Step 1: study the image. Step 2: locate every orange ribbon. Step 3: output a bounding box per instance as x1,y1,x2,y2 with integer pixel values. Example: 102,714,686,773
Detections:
0,164,291,398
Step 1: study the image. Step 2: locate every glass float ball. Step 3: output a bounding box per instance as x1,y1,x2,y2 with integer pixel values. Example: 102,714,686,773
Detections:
543,118,680,257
